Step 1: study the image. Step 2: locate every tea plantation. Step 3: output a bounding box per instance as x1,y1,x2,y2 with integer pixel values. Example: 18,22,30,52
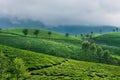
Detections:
0,28,120,80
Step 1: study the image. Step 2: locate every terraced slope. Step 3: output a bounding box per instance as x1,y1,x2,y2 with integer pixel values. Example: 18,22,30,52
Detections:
0,44,66,70
94,32,120,47
93,32,120,56
30,60,120,80
1,44,120,80
0,32,81,59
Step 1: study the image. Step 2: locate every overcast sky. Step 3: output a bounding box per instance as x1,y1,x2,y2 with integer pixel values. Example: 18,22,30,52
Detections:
0,0,120,26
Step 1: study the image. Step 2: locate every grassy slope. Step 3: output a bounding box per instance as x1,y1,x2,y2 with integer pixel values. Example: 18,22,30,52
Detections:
31,60,120,80
0,44,65,69
0,30,81,59
94,32,120,46
1,29,120,60
0,44,120,80
93,32,120,56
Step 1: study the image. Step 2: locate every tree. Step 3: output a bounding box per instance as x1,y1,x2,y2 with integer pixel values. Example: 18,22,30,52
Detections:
0,28,2,33
13,58,28,80
82,41,90,52
65,33,69,37
91,31,93,35
81,34,84,40
85,33,90,40
97,46,103,62
90,31,93,39
75,35,77,37
22,29,28,36
103,50,111,63
34,29,39,37
81,34,83,37
86,34,89,38
89,43,97,54
48,31,52,39
113,29,115,32
116,28,119,32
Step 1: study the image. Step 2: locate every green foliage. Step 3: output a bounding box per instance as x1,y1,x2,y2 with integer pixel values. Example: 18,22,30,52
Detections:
12,58,28,80
90,43,97,54
30,60,120,80
0,35,81,59
65,33,69,37
22,29,28,36
81,41,117,64
102,50,111,63
48,31,52,39
0,45,65,70
97,46,104,62
82,41,90,51
94,32,120,47
0,52,28,80
34,29,39,37
0,28,120,80
0,42,120,80
1,28,79,40
0,52,9,80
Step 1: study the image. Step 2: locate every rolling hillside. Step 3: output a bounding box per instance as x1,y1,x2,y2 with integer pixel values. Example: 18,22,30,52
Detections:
93,32,120,56
0,28,120,62
94,32,120,47
0,30,81,59
1,44,120,80
0,28,120,80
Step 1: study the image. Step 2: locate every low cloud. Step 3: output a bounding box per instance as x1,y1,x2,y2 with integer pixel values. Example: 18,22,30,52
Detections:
0,0,120,26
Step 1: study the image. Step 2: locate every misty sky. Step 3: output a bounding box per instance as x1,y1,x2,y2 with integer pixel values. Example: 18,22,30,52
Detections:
0,0,120,26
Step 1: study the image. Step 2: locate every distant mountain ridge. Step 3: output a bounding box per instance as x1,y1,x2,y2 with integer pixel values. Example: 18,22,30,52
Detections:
48,25,117,34
0,17,45,29
0,17,118,34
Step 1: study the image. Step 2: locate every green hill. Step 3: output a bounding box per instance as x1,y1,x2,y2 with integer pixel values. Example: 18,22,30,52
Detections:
1,28,120,80
0,44,65,70
94,32,120,47
0,32,81,59
1,28,79,40
1,44,120,80
0,28,120,64
93,32,120,56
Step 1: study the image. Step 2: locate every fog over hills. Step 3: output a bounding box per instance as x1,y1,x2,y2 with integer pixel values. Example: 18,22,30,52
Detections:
0,17,117,34
0,17,45,29
1,0,120,26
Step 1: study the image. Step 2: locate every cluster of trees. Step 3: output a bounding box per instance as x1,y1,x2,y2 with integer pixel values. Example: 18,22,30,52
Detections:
80,33,93,40
81,41,118,64
22,29,40,37
113,28,119,32
22,29,52,38
0,52,29,80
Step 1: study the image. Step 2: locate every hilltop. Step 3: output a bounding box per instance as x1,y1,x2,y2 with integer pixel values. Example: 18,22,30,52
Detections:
1,28,79,40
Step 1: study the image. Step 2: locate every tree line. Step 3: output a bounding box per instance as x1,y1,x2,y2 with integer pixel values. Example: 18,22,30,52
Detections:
22,29,72,39
81,41,119,65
